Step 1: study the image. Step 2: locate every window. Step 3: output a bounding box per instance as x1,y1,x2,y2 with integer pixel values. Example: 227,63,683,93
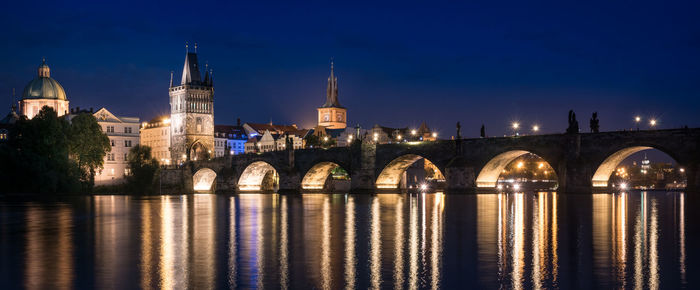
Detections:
124,153,128,161
196,118,202,133
111,140,115,147
323,114,330,122
336,113,343,122
107,153,115,161
125,140,132,147
125,127,132,134
106,126,115,133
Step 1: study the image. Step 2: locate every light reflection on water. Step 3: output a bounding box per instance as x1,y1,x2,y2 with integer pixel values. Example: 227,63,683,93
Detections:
0,192,694,288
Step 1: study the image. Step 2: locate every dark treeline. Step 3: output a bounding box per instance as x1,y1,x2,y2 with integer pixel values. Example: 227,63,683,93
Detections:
0,106,158,194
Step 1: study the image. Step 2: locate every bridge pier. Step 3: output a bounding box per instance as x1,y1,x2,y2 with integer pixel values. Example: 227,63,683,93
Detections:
444,157,476,192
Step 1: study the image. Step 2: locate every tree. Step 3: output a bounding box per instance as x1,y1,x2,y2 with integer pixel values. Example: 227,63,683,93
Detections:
0,106,80,194
68,113,111,191
126,145,160,194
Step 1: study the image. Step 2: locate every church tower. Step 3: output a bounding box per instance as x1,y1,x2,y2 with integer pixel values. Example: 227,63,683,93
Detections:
317,60,347,129
169,44,215,162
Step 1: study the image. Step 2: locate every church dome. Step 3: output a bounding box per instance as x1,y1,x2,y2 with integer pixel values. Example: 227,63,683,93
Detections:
21,60,67,101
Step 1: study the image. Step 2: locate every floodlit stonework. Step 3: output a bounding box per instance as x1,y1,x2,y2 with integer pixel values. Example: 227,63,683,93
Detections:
91,108,140,185
139,115,172,164
169,48,215,163
317,61,347,129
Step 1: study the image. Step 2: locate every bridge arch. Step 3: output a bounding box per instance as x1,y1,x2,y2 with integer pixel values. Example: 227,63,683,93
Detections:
376,154,445,189
476,150,558,188
238,161,279,192
591,145,684,188
193,168,217,191
301,161,350,190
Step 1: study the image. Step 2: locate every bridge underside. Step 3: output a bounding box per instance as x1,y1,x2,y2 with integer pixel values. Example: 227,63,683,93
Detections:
238,161,278,192
301,162,341,190
591,146,652,187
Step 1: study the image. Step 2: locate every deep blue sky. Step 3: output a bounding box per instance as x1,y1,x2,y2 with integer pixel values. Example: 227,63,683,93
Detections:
2,0,699,141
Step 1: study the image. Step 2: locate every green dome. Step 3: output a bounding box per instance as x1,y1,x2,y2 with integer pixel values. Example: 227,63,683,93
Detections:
21,61,67,101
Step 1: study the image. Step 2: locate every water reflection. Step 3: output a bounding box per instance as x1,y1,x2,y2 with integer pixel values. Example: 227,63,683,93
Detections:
0,191,690,288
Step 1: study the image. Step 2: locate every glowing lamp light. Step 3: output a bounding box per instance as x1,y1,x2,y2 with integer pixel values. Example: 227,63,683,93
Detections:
532,125,539,132
420,183,428,191
513,183,521,190
411,130,417,136
517,161,524,168
635,116,641,122
323,136,329,142
497,184,503,190
181,154,187,159
650,119,657,127
619,183,628,190
512,122,520,129
397,135,402,140
680,168,685,173
163,118,171,124
432,132,437,138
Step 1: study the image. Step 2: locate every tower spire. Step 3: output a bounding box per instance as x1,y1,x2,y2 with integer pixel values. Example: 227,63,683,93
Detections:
180,44,202,85
169,71,174,88
323,58,340,107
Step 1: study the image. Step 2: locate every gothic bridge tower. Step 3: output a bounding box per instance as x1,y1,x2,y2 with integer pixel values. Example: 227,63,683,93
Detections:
169,44,215,162
317,60,347,129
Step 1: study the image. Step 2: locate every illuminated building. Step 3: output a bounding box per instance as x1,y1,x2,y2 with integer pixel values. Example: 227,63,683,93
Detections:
140,115,172,164
19,59,70,119
316,61,347,129
169,45,214,162
214,122,248,157
91,108,140,185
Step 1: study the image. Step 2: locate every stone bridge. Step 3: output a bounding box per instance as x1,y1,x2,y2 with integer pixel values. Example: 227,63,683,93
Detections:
183,128,700,194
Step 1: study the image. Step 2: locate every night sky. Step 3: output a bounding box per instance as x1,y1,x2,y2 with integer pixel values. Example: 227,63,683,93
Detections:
2,0,699,141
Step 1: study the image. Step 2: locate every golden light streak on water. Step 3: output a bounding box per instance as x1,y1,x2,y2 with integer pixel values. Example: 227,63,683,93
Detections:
633,193,644,289
321,196,331,290
679,193,686,284
511,193,524,290
141,201,153,290
409,195,419,290
430,192,444,290
476,193,498,286
592,194,611,283
648,199,658,290
228,196,238,288
280,195,289,290
345,195,356,290
532,193,542,289
551,192,559,284
193,194,216,288
614,193,628,287
498,193,506,280
393,196,404,289
255,196,265,289
159,196,175,289
370,196,382,289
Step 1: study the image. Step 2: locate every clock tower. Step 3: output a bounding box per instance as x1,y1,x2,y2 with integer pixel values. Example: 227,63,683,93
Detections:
317,61,347,129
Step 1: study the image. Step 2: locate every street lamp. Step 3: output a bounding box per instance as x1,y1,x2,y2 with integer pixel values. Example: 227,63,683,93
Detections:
532,125,539,133
512,122,520,136
432,132,437,138
635,116,641,130
396,135,402,141
649,119,657,128
411,129,417,136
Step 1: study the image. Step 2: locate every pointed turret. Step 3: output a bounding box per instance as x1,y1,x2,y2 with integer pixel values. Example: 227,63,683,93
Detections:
203,63,210,84
181,51,202,85
169,71,174,88
322,60,342,108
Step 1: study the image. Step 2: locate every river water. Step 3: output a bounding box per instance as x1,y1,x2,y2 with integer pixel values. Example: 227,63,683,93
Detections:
0,191,696,289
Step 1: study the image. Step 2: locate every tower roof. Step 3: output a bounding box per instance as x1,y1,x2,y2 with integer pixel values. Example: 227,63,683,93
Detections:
321,60,343,108
181,52,202,85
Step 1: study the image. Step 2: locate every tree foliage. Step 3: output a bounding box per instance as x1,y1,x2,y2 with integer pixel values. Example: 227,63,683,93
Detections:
68,113,111,190
0,107,80,193
126,145,160,194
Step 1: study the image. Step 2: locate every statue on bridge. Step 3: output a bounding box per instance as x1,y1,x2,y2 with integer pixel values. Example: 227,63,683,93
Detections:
480,124,486,138
566,110,579,134
590,112,600,133
456,122,462,139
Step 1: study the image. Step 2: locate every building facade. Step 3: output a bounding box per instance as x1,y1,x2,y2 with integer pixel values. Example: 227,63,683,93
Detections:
214,124,248,156
139,115,172,165
317,61,347,129
169,48,215,163
20,60,70,119
91,108,140,185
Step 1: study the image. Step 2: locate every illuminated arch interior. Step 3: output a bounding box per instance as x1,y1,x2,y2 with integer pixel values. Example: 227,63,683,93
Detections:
375,154,444,189
476,150,557,188
301,162,345,190
591,146,653,187
238,161,278,191
193,168,217,191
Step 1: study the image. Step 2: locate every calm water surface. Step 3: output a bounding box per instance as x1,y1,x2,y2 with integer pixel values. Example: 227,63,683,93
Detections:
0,192,697,289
